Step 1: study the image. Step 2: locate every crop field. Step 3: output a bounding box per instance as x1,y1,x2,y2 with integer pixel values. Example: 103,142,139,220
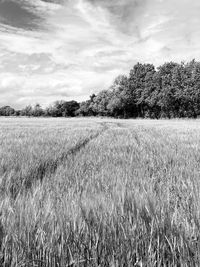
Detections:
1,117,200,266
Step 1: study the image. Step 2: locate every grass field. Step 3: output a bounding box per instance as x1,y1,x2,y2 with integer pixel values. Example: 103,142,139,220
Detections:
1,117,200,266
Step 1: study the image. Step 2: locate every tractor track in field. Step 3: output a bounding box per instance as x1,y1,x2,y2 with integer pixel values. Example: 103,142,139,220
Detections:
10,122,111,198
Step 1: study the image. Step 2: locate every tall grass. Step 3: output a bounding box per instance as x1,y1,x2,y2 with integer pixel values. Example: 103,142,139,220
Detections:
0,117,200,266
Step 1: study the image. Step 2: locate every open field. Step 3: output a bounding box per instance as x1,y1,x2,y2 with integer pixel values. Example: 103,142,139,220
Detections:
1,117,200,266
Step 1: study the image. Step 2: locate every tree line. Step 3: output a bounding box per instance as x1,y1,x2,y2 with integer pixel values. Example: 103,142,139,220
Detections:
1,60,200,119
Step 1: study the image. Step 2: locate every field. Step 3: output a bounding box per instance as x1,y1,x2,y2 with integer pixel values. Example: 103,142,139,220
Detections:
1,117,200,266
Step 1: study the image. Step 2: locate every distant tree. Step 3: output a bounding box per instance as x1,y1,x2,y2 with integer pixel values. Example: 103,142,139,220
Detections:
170,62,186,117
4,59,200,119
45,100,80,117
129,63,156,117
45,105,59,117
76,102,93,117
191,61,200,117
20,105,33,117
91,90,112,116
76,95,97,116
182,60,200,118
14,110,21,116
107,75,130,118
0,106,15,116
62,101,80,117
156,62,179,118
32,104,44,117
53,100,65,117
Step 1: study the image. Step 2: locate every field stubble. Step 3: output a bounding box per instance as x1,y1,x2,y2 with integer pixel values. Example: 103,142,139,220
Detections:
0,117,200,266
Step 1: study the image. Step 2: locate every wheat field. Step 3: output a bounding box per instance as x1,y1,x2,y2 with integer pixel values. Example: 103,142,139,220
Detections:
0,117,200,266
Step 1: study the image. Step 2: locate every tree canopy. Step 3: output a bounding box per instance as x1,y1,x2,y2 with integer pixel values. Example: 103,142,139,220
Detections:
2,60,200,119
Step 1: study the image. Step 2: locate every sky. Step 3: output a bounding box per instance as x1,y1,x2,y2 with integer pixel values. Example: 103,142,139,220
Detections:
0,0,200,108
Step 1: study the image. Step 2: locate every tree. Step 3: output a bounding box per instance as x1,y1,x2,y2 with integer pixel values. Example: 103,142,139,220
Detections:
20,105,33,116
45,105,59,117
107,75,130,118
45,100,80,117
76,95,96,117
0,106,15,116
32,104,44,117
129,63,156,117
156,62,179,118
62,101,80,117
3,59,200,119
182,60,200,118
53,100,65,117
76,100,95,116
170,62,186,117
91,90,112,116
14,110,21,116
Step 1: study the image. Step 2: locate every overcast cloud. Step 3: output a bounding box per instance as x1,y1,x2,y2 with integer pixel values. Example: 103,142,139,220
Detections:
0,0,200,108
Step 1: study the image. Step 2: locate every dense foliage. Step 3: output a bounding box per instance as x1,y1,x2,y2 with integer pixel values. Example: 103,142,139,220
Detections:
2,60,200,118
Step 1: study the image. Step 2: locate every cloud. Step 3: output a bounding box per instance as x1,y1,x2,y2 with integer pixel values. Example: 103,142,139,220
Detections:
0,0,42,30
86,0,148,35
0,68,118,108
0,0,200,108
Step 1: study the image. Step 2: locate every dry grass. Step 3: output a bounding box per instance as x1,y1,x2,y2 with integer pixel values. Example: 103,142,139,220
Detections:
0,117,200,266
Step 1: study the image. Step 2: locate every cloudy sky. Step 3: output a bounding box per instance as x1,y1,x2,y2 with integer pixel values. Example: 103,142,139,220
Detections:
0,0,200,108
